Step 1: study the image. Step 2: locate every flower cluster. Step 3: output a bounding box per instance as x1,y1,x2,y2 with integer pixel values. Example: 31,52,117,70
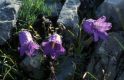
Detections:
83,16,112,41
19,30,65,59
18,16,112,59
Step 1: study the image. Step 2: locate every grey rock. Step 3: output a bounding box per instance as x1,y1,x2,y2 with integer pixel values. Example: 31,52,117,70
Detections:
85,32,124,80
22,54,42,69
45,0,63,17
78,0,96,20
21,53,43,80
96,0,124,31
56,57,75,80
0,7,15,20
0,22,12,43
0,0,21,45
57,0,80,34
117,73,124,80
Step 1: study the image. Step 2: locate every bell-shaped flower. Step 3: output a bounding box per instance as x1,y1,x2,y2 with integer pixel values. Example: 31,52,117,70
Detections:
19,30,39,57
41,33,65,59
83,16,112,41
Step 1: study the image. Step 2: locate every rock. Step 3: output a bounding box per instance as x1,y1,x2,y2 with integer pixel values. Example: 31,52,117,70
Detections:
78,0,96,20
56,57,75,80
0,0,21,45
21,53,43,80
44,0,63,17
85,32,124,80
22,54,42,69
57,0,80,34
96,0,124,31
56,54,86,80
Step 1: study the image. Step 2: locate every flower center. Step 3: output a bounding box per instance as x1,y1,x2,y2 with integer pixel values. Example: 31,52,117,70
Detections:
52,42,56,49
94,25,99,29
94,22,101,30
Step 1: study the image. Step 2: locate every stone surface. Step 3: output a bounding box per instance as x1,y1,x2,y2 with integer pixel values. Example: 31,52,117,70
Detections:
56,57,75,80
45,0,63,17
57,0,80,34
22,54,42,69
96,0,124,31
21,53,43,80
78,0,96,20
85,32,124,80
0,0,21,45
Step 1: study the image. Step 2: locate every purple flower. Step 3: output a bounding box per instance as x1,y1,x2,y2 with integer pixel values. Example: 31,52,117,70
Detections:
19,30,39,57
41,33,65,59
83,16,112,41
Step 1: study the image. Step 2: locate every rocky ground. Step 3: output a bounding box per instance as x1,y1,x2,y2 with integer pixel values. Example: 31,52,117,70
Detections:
0,0,124,80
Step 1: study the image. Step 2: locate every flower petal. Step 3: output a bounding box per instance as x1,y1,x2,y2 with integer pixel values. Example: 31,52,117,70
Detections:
19,31,33,46
93,31,99,42
94,22,112,32
83,19,95,34
27,41,39,56
19,46,26,56
96,16,106,22
98,32,108,41
49,33,62,44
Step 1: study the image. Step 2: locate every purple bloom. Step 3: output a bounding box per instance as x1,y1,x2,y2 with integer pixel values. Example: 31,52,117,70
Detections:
41,33,65,59
83,16,112,41
19,30,39,57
